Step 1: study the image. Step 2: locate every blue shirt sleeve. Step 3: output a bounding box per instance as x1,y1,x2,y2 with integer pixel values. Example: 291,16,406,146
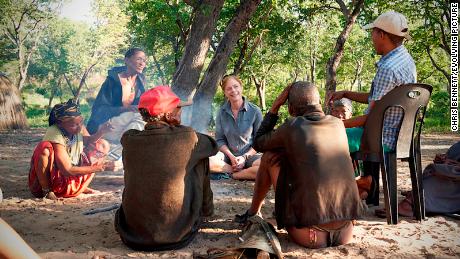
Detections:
252,107,263,143
214,109,227,148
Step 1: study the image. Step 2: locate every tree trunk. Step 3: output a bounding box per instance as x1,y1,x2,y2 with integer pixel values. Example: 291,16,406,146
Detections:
74,63,96,101
171,0,225,126
324,0,364,110
309,21,319,84
426,45,450,94
47,76,62,112
310,47,316,84
350,58,363,91
15,25,42,91
253,63,273,110
252,75,266,111
17,43,28,91
190,0,262,134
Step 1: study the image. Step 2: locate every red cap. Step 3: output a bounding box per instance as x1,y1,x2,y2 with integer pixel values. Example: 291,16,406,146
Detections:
138,86,182,116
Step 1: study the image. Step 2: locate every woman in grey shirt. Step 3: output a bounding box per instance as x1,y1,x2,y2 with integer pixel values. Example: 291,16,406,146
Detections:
210,75,263,180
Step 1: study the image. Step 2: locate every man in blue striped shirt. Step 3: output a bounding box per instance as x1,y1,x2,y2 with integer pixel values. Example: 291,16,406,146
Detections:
328,11,416,203
328,11,416,152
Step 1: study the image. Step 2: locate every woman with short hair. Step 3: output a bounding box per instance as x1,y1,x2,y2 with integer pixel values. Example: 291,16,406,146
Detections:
87,48,147,143
210,75,263,180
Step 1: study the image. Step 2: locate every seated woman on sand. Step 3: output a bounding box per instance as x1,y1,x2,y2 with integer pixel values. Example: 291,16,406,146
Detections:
86,48,147,144
28,99,114,200
210,75,263,180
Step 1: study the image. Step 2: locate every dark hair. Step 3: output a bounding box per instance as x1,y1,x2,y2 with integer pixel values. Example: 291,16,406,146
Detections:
139,108,163,122
375,28,405,46
124,48,144,58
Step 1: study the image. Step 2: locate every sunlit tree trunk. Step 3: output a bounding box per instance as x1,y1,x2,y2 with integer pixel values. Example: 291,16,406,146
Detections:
253,75,266,111
171,0,225,126
324,0,364,111
190,0,262,134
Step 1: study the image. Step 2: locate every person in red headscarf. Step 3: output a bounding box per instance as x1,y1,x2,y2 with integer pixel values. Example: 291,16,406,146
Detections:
115,86,218,251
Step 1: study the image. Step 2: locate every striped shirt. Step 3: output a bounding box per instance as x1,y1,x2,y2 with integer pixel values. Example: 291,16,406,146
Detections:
365,45,417,150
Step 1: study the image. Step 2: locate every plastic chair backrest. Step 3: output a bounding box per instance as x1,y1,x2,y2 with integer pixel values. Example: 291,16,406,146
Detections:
359,83,433,160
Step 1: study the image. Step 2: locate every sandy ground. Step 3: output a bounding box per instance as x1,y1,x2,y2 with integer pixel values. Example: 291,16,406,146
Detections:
0,129,459,258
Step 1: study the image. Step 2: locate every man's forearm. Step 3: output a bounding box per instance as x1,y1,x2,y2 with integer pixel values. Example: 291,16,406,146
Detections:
255,112,279,139
344,91,369,104
343,114,367,128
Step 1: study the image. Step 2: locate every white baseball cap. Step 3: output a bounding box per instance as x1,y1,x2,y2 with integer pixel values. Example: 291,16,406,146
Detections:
363,11,411,40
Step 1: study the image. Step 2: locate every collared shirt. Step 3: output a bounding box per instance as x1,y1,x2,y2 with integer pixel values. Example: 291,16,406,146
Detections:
215,98,263,156
365,45,417,150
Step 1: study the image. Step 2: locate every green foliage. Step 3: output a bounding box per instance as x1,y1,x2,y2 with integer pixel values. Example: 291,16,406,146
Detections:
27,0,130,104
0,0,58,88
24,100,92,128
126,0,192,85
1,0,451,133
424,91,450,133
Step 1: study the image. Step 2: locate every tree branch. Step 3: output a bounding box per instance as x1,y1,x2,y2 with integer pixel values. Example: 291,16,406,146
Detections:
435,17,450,55
301,5,341,17
426,45,450,84
23,30,41,77
21,18,42,43
335,0,349,18
4,26,18,46
74,63,97,100
442,0,450,30
63,73,76,96
166,1,189,43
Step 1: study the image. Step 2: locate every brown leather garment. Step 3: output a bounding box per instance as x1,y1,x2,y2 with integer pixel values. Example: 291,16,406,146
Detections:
115,124,218,250
255,111,363,229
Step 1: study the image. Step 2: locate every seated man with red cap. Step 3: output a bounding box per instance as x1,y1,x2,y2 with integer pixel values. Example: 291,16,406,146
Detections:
115,86,218,251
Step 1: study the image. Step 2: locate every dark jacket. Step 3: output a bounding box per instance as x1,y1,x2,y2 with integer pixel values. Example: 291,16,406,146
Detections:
87,66,146,134
254,108,362,229
115,124,218,251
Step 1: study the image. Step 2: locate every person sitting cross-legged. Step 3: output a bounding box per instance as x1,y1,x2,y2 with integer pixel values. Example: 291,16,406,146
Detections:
209,75,263,180
28,99,115,199
87,48,147,143
235,82,363,248
114,86,218,251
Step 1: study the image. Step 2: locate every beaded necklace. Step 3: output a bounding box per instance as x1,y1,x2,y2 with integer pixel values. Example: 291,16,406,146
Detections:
58,126,77,152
